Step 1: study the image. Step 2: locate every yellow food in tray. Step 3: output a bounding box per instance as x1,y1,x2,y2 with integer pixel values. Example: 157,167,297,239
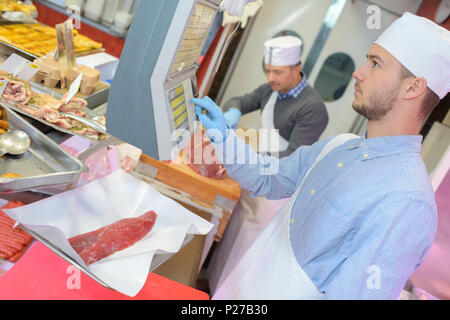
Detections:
0,23,103,57
1,173,22,178
0,0,36,16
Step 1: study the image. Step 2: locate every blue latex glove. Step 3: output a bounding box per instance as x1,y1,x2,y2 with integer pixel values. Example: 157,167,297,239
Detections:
223,108,241,130
191,96,229,142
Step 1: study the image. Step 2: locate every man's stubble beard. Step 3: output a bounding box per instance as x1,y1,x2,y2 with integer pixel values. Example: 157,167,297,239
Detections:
352,84,400,121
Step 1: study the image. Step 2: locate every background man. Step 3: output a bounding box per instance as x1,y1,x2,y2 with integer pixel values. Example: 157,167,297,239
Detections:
222,35,329,158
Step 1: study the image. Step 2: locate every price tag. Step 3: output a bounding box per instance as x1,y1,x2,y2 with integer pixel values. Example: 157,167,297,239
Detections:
0,54,40,81
0,80,8,96
65,72,83,104
0,54,28,74
16,63,40,81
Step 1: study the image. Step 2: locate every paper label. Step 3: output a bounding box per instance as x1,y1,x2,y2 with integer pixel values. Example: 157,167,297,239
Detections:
0,54,40,81
16,63,41,81
0,80,8,96
65,72,83,104
0,54,28,74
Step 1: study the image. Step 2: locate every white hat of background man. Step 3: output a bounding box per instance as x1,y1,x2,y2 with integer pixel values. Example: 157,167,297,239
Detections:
264,35,303,67
375,12,450,99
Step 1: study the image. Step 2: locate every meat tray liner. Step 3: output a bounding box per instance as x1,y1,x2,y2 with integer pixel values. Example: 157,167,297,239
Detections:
0,102,84,193
2,170,214,296
21,224,194,290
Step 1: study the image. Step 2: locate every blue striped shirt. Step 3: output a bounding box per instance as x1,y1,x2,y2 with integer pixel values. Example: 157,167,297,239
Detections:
212,131,437,299
278,74,309,100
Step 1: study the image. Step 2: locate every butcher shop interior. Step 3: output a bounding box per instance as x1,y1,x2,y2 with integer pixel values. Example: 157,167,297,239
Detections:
0,0,448,302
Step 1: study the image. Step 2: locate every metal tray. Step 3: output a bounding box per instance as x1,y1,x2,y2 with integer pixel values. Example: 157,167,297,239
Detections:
30,80,109,110
20,223,194,291
0,103,84,193
0,41,109,109
3,99,108,141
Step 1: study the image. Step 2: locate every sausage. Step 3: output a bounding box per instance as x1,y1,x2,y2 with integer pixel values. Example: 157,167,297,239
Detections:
0,215,33,241
0,222,26,235
0,220,19,229
0,210,16,216
0,212,15,220
0,233,22,242
9,250,27,262
0,222,18,231
0,233,23,244
1,200,25,208
0,221,14,229
0,218,15,226
0,232,28,245
0,224,32,243
0,120,8,130
0,215,15,225
0,239,22,251
0,229,28,244
0,245,14,257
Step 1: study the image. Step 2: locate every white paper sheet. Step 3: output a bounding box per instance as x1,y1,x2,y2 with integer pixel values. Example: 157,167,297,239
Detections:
3,170,214,297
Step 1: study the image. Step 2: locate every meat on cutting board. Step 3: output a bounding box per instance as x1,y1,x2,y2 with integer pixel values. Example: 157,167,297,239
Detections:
68,210,157,265
184,129,226,179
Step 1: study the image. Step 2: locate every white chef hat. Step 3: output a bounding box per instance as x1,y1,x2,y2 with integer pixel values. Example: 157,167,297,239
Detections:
264,36,302,66
374,12,450,99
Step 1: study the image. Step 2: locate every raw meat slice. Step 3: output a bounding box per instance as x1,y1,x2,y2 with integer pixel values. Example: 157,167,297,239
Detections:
58,97,88,116
184,129,226,179
27,106,73,129
69,210,157,265
28,92,61,109
2,80,32,104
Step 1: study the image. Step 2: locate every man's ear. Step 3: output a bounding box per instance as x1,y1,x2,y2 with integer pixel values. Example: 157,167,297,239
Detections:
404,77,428,100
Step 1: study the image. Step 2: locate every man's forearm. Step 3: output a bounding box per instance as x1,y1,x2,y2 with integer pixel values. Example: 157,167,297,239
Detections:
210,130,296,200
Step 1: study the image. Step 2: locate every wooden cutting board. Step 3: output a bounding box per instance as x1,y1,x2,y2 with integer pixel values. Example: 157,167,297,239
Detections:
139,153,241,208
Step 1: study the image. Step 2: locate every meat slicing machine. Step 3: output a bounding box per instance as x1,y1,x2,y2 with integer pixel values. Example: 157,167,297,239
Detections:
106,0,221,161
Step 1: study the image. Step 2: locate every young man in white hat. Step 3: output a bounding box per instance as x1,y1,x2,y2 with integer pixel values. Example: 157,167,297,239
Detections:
192,12,449,299
207,36,329,295
222,35,329,158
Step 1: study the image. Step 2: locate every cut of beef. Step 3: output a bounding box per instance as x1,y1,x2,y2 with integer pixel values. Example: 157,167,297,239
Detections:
184,129,226,179
69,210,157,265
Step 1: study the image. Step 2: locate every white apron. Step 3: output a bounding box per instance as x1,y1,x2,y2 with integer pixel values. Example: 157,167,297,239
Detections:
207,92,289,293
212,134,358,300
259,91,289,153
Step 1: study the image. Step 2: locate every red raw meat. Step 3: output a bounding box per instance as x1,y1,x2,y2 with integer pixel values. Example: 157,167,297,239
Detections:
184,129,226,179
69,210,157,265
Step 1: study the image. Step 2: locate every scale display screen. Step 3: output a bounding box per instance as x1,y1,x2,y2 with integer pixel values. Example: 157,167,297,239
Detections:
165,77,197,154
169,84,189,132
170,2,216,75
